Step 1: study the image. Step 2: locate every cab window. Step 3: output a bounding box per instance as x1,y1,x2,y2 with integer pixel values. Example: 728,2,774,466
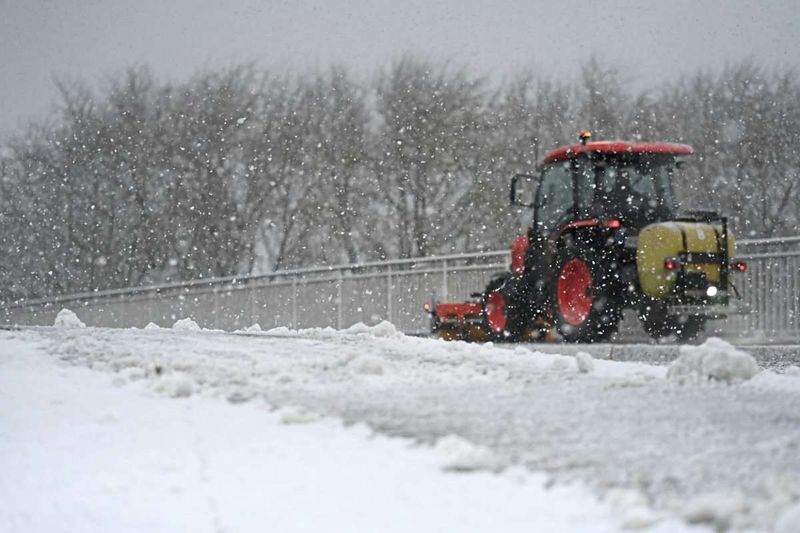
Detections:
535,162,574,235
573,158,596,213
597,156,677,226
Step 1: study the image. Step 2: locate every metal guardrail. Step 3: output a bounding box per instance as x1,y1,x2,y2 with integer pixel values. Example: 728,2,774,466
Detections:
1,238,798,342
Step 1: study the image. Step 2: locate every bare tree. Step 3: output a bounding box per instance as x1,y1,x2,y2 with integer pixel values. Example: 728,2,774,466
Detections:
2,58,799,301
374,57,487,257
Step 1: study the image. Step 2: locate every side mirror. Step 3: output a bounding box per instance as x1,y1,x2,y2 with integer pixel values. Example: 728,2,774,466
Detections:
510,174,537,208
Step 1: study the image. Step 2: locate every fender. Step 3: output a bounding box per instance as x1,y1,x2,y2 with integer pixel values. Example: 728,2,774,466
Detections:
510,235,529,275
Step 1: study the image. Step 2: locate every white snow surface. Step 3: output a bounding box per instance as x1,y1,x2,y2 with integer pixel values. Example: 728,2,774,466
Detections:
576,351,595,374
775,503,800,533
3,323,800,531
1,331,644,533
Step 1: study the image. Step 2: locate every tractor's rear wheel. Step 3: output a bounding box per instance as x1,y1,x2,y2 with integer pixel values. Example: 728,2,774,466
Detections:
638,300,706,342
553,249,622,343
482,277,526,342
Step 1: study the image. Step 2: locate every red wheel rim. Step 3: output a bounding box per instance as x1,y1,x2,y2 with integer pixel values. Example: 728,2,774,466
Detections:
485,291,507,333
557,259,594,326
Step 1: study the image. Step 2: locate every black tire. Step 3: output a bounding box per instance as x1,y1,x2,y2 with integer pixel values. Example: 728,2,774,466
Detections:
481,276,528,342
638,299,706,342
552,247,622,343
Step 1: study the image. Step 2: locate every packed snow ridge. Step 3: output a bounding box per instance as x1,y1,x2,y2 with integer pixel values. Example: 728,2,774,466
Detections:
53,308,85,329
171,317,201,331
434,435,504,473
668,337,761,384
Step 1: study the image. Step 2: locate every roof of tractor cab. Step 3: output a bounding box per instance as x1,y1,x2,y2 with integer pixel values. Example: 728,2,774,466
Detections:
542,141,694,164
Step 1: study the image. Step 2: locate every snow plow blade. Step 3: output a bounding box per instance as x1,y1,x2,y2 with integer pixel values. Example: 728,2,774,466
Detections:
426,302,489,342
425,301,556,342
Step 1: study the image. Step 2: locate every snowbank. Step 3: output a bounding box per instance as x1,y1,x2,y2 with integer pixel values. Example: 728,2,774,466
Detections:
667,337,760,384
252,321,403,342
54,308,85,328
264,326,298,336
345,320,403,338
434,435,504,473
172,317,200,331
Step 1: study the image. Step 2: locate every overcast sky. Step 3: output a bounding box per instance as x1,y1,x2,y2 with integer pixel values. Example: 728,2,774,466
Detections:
2,0,799,140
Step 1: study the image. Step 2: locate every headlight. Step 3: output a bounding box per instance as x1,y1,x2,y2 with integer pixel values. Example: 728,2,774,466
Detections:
706,286,718,297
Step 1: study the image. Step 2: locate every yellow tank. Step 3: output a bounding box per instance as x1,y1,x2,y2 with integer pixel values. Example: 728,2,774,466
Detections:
637,222,735,299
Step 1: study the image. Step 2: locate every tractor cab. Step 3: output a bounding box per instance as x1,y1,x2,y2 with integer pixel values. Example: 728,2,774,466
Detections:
555,152,678,230
516,135,693,243
510,137,695,306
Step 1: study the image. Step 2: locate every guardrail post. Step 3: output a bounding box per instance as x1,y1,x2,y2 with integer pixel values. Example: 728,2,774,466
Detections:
387,265,393,323
213,284,220,329
291,277,298,329
150,289,157,325
794,255,799,336
249,279,256,327
442,259,448,302
337,270,344,330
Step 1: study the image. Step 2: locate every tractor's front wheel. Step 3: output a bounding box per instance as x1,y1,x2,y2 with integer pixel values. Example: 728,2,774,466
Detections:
482,277,527,342
553,249,622,343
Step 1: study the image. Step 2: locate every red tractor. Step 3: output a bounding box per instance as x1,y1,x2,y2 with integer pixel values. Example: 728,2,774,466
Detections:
429,132,747,343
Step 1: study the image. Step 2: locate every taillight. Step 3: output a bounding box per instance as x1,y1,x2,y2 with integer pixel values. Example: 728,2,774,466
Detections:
731,261,747,272
604,218,622,229
664,258,681,271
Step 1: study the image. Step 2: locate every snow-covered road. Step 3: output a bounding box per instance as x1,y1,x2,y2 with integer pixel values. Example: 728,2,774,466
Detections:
2,318,800,532
1,334,637,533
